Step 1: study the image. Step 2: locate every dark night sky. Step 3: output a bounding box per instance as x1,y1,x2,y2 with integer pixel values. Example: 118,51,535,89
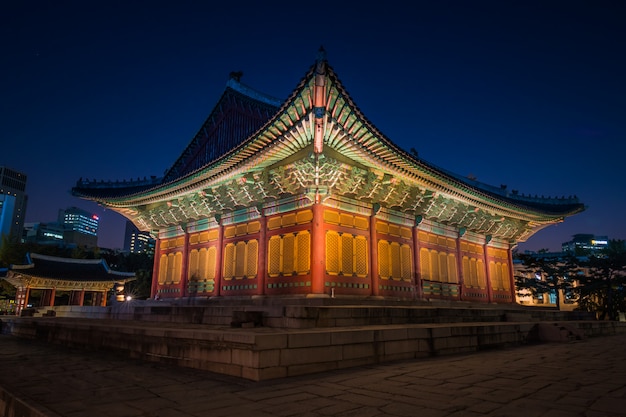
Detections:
2,1,625,252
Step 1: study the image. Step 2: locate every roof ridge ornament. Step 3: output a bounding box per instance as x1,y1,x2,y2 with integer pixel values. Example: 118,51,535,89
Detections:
313,46,327,154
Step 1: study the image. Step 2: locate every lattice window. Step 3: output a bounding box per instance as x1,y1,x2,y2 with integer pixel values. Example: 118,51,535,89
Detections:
390,242,401,280
422,249,456,284
268,236,281,277
401,244,412,281
269,232,311,277
166,253,175,283
283,234,295,274
173,252,182,284
326,232,368,277
342,234,354,275
247,240,258,278
234,242,246,278
355,236,368,277
470,258,478,287
296,232,310,274
207,247,216,280
159,255,167,284
463,256,486,288
477,259,486,287
430,250,440,281
502,263,510,290
438,252,448,283
447,254,458,283
223,244,234,280
198,248,208,279
420,248,430,281
188,250,199,280
224,241,258,280
490,261,509,291
327,232,340,275
462,256,470,286
379,240,390,279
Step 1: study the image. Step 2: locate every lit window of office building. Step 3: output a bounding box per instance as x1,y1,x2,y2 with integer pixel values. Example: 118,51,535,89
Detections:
59,207,99,237
561,234,609,255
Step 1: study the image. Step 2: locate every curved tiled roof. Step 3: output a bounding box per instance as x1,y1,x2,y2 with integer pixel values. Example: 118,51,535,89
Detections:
72,52,584,226
9,253,135,282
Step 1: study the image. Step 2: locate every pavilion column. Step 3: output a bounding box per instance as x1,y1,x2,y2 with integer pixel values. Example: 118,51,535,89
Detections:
180,229,189,298
484,240,494,303
257,210,267,296
214,219,224,297
100,292,107,306
456,230,466,301
412,225,423,300
507,245,516,303
78,289,85,306
310,202,325,295
370,209,380,297
48,288,56,307
24,286,30,308
151,236,161,299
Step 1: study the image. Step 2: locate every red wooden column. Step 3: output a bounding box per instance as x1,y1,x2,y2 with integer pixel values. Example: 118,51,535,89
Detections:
151,236,161,299
507,245,516,303
310,202,325,295
369,205,380,297
456,229,466,301
484,237,494,303
180,229,190,297
214,218,224,297
412,225,423,300
48,288,56,306
99,292,106,306
257,211,267,296
78,289,85,306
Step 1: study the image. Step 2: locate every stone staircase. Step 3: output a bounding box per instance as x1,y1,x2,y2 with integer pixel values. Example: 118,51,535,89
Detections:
1,298,624,381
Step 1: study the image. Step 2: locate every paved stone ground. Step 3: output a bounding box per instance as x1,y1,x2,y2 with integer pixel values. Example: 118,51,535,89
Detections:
0,333,625,417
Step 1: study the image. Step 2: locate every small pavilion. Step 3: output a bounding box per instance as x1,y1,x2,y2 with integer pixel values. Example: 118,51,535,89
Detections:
5,253,135,315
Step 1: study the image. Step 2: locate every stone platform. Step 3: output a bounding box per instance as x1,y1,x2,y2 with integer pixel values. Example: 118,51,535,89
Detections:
2,298,625,381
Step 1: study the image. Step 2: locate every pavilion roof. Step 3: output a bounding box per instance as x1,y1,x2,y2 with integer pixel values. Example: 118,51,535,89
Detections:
72,49,584,240
6,253,135,284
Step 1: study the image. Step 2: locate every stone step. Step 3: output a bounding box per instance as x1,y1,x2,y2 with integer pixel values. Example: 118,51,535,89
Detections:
2,316,624,381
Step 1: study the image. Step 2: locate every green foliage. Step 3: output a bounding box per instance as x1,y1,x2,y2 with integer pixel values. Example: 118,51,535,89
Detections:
575,240,626,320
0,234,27,267
100,251,153,299
514,252,581,310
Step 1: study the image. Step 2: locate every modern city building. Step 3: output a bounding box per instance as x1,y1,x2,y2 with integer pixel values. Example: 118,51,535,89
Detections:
57,206,99,247
72,50,585,303
562,234,609,255
22,207,100,248
124,221,156,255
22,222,66,246
0,166,28,243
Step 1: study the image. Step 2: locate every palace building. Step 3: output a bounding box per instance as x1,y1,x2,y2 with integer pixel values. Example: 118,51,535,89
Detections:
72,50,584,304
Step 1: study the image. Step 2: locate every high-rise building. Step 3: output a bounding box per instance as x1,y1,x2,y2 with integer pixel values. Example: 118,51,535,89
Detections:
0,166,28,242
57,207,99,247
562,234,609,255
123,221,155,255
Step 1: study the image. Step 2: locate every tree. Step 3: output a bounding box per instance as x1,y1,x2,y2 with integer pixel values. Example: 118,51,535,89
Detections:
0,234,27,267
514,251,581,310
100,251,153,299
575,240,626,320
